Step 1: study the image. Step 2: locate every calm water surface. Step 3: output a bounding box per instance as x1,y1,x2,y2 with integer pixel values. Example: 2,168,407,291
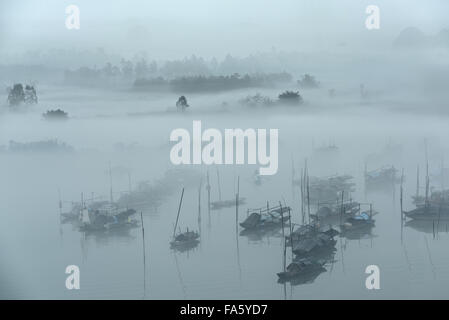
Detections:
1,90,448,299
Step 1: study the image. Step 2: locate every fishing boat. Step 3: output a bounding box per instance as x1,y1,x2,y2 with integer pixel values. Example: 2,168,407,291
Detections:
340,212,375,233
286,224,338,247
60,202,82,222
170,229,200,251
403,204,449,221
412,189,449,207
240,204,291,230
291,233,337,258
365,166,399,187
310,200,360,224
79,205,138,233
293,174,355,204
170,188,200,252
277,258,326,284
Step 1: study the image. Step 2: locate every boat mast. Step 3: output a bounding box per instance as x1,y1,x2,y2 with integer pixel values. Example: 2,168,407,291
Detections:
425,140,429,207
173,188,185,239
416,164,420,199
216,168,222,201
206,171,211,227
198,178,202,235
235,176,240,233
109,161,113,204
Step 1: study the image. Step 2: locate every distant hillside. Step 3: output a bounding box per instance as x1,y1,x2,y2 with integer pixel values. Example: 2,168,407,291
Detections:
394,27,449,48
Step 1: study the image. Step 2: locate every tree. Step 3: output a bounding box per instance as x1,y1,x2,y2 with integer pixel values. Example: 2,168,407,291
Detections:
176,96,189,112
278,91,303,105
239,93,274,107
24,85,38,104
42,109,69,120
120,59,134,78
7,84,25,106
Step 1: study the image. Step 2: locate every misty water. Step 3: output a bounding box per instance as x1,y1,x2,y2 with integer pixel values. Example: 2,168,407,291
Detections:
2,80,449,299
2,0,449,300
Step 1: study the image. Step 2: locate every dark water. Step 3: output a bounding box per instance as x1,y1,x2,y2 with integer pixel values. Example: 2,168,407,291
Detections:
1,87,449,299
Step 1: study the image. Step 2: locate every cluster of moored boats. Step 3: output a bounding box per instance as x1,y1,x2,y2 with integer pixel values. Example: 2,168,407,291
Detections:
60,197,139,234
404,189,449,221
364,165,400,191
64,163,449,285
239,196,376,285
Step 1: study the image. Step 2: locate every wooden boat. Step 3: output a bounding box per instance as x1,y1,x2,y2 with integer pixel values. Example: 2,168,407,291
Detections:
310,200,360,224
170,188,200,252
403,204,449,221
240,204,291,230
277,259,326,284
365,166,399,189
79,208,137,232
170,229,200,251
340,213,375,233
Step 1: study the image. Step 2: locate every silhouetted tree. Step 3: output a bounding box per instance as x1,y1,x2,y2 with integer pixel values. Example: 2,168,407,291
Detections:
42,109,69,120
176,96,189,112
24,85,38,104
278,91,303,105
240,93,274,107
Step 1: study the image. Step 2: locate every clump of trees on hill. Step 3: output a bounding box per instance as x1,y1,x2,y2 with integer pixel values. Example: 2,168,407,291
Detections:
278,91,303,105
176,96,189,112
134,72,292,93
7,139,73,153
42,109,69,120
239,90,304,108
7,83,38,106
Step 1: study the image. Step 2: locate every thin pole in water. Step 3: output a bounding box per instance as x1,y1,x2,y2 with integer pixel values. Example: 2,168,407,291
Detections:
198,178,202,236
340,190,344,226
216,168,222,202
140,212,146,298
206,171,211,221
128,172,132,194
305,160,311,224
291,155,295,199
400,169,404,221
288,207,293,257
58,188,62,215
173,188,185,239
300,168,304,224
416,164,420,199
109,161,113,203
279,201,286,272
235,176,240,232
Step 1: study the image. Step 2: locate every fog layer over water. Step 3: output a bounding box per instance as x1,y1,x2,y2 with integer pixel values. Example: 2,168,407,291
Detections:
1,1,449,299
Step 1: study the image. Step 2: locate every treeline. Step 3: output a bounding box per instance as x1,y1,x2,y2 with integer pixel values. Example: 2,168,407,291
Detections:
134,72,292,93
63,54,294,88
1,140,74,153
240,90,303,108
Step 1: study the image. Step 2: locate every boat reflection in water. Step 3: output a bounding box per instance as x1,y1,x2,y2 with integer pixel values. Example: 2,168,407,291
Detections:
405,219,449,235
170,188,200,253
277,258,327,286
339,212,375,240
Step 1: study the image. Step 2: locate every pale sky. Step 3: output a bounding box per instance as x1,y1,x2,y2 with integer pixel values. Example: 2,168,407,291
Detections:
1,0,448,59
